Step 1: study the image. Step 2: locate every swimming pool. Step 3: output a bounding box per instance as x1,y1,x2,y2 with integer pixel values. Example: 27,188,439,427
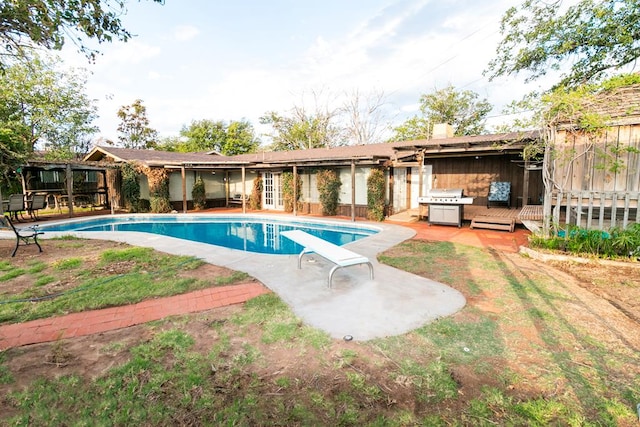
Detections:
39,215,380,255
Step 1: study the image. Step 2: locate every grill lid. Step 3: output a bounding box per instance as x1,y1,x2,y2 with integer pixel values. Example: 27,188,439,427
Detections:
427,189,463,198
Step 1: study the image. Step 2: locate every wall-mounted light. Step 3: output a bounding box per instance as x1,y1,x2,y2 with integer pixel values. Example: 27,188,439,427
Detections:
211,171,216,175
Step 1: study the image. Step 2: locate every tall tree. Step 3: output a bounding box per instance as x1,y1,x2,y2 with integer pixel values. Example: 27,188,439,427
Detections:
157,119,259,155
116,99,158,149
223,120,260,155
260,89,344,151
391,85,492,141
0,54,98,158
261,102,344,151
341,89,391,145
0,0,164,67
174,119,226,152
390,116,431,142
420,85,492,136
486,0,640,89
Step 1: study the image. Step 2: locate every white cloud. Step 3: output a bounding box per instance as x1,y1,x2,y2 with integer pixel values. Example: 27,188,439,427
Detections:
174,25,200,42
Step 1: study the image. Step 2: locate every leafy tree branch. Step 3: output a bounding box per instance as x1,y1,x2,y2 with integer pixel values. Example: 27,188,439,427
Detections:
486,0,640,89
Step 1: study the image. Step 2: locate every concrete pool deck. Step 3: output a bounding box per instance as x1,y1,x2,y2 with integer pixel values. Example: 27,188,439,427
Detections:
1,214,475,348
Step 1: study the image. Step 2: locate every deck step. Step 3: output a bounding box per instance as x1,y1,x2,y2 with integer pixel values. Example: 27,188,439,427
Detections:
470,216,515,232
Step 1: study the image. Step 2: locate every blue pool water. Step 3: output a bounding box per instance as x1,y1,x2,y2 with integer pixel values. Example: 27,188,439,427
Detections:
39,215,379,255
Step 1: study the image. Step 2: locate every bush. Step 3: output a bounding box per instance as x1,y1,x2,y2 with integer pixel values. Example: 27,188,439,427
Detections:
192,176,207,210
530,223,640,259
138,199,151,212
367,168,386,221
121,163,141,212
316,169,341,216
145,167,172,213
282,171,301,213
249,176,262,210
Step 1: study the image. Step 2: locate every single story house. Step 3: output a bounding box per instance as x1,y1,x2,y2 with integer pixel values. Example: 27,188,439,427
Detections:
84,125,543,220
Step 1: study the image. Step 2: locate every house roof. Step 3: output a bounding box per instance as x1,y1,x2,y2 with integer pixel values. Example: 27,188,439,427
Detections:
83,146,219,166
392,130,540,156
83,130,540,169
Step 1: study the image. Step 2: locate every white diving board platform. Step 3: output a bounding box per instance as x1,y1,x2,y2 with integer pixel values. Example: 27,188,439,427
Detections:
281,229,374,288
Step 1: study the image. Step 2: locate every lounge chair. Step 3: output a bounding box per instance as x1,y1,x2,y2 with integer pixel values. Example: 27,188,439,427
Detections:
487,181,511,208
0,215,43,257
7,194,26,221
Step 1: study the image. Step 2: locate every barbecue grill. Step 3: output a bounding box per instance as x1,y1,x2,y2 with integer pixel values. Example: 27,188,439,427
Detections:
417,189,474,227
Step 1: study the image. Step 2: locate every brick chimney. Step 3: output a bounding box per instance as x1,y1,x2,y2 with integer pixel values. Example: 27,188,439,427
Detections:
432,123,454,139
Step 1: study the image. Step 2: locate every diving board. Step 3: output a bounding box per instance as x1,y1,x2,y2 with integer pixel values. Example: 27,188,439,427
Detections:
281,229,374,288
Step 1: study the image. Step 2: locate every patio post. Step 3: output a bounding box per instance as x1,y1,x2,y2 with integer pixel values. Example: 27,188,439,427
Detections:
522,159,530,207
293,165,298,216
66,163,74,218
181,165,187,213
351,159,356,222
225,171,230,206
417,152,424,198
241,166,246,214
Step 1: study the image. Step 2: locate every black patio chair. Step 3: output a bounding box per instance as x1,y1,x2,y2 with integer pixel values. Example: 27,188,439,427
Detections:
1,215,43,257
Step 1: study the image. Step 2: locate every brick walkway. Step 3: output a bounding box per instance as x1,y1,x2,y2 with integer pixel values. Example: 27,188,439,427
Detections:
0,283,270,351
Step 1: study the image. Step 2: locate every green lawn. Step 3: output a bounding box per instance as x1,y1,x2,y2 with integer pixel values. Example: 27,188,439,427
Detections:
1,239,638,425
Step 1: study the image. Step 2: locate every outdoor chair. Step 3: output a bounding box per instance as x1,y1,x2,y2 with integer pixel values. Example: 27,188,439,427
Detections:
28,194,47,220
7,194,26,221
487,181,511,208
0,215,43,257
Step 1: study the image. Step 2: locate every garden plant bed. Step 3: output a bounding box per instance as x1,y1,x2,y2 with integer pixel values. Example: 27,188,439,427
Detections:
0,237,639,424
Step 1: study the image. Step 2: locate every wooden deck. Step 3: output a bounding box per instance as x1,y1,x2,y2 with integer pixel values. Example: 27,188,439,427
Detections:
397,204,545,232
464,205,525,223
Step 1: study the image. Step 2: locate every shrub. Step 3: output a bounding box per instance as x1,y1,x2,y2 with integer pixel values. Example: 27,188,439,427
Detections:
144,167,172,213
121,162,141,212
192,176,207,210
367,168,386,221
316,169,341,216
530,223,640,259
282,171,301,213
250,176,262,210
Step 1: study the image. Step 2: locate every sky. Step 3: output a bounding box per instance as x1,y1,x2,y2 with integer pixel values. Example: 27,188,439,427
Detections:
59,0,553,145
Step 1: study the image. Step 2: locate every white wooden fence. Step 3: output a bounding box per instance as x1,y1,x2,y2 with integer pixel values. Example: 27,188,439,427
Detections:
551,191,640,230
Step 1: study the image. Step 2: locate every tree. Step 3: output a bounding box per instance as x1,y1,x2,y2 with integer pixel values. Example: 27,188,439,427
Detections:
390,116,431,141
223,120,260,155
157,119,259,155
175,119,226,152
341,89,391,145
260,90,344,151
116,99,158,149
391,85,492,140
0,0,164,67
420,85,492,136
486,0,640,89
0,54,98,159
